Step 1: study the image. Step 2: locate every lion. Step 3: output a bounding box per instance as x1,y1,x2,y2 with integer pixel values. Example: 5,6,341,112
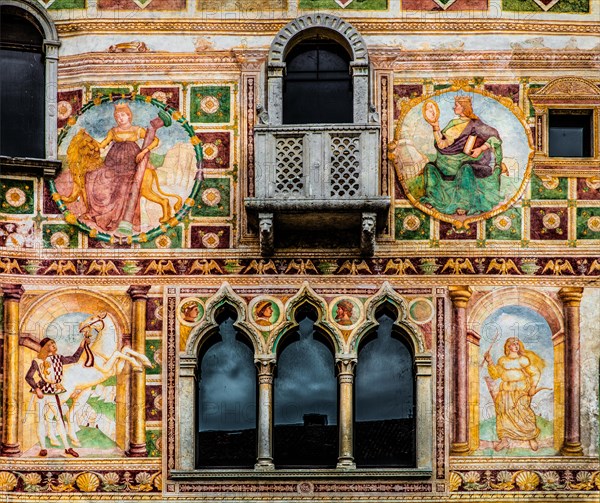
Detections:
61,129,182,225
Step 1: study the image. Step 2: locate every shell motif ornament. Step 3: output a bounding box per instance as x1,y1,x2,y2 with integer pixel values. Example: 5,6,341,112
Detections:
76,472,100,492
515,471,540,491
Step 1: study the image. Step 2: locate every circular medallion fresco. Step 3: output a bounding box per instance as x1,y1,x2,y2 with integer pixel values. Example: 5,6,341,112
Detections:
249,296,284,331
391,87,533,229
408,298,434,325
51,94,203,245
177,297,205,327
330,296,363,330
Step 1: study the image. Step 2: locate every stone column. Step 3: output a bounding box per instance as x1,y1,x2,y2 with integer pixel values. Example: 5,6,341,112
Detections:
558,287,584,456
1,284,24,456
267,63,285,125
336,356,357,469
448,285,472,455
43,40,60,160
126,285,151,457
255,357,275,470
178,357,197,470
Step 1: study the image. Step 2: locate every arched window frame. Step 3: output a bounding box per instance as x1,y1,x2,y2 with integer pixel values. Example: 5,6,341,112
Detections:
171,282,433,477
351,283,433,471
0,0,60,176
266,14,370,126
176,284,261,473
271,302,340,469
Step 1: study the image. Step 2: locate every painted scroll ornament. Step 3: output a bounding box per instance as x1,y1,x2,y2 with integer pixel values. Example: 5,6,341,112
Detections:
51,94,203,245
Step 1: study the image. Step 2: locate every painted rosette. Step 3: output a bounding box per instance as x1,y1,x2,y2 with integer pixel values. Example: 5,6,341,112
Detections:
50,93,203,245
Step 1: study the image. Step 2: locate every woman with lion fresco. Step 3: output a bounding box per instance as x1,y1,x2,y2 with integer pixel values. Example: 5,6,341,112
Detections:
58,102,182,236
80,103,158,233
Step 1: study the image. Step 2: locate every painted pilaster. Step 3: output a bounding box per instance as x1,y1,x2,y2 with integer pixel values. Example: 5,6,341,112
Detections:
126,285,151,457
1,284,24,456
448,285,472,455
558,287,584,456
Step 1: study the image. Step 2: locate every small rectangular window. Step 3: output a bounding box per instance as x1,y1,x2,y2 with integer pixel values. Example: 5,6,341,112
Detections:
548,109,593,157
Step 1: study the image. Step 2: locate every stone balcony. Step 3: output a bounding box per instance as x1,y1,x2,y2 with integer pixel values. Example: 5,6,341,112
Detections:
245,123,390,256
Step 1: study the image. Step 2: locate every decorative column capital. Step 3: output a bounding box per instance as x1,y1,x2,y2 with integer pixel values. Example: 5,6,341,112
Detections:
558,287,584,307
448,286,473,308
255,357,276,383
127,285,151,301
2,284,25,302
336,356,357,382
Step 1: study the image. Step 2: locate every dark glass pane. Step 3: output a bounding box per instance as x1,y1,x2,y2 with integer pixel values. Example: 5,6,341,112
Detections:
1,9,44,50
283,39,352,124
274,316,338,467
196,317,256,468
0,9,45,159
355,314,416,467
549,109,593,157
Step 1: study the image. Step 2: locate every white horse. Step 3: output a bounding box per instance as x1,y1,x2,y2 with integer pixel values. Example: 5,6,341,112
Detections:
45,312,151,447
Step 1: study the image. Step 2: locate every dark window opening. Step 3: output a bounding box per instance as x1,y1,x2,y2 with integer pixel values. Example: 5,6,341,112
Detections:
549,109,593,158
196,311,257,469
0,6,45,159
355,310,416,467
274,307,338,467
283,37,353,124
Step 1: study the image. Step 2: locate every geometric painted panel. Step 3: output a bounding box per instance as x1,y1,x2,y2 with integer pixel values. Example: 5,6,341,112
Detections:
0,178,34,215
530,174,568,200
139,87,181,111
484,84,520,104
486,207,522,241
190,225,231,249
98,0,184,9
576,207,600,240
195,132,231,170
394,208,430,240
189,86,231,124
190,178,231,217
530,207,568,240
299,0,386,9
57,89,83,129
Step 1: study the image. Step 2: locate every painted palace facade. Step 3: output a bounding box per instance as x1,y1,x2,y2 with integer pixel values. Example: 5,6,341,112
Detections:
0,0,599,502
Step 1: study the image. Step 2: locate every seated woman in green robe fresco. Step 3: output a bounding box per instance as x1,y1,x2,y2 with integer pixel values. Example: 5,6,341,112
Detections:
420,95,504,216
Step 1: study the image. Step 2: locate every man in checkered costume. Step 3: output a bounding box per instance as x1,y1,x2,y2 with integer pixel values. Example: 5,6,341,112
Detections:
25,337,85,457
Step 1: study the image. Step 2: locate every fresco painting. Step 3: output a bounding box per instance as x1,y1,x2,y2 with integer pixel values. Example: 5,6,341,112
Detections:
249,296,283,331
478,306,555,456
392,89,533,229
52,96,202,245
21,311,150,457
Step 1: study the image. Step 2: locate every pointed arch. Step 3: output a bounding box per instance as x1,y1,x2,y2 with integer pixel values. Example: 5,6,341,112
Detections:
270,282,341,354
350,282,426,355
185,282,262,357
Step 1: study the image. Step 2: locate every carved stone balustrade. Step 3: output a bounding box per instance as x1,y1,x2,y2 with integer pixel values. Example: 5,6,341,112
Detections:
245,123,390,256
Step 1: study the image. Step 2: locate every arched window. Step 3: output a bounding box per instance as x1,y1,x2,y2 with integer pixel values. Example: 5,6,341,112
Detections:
196,312,257,468
283,37,352,124
0,5,45,158
274,308,338,467
355,310,416,467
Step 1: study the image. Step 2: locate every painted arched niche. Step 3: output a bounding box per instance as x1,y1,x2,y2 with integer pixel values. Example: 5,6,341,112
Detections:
19,289,131,455
468,288,564,455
